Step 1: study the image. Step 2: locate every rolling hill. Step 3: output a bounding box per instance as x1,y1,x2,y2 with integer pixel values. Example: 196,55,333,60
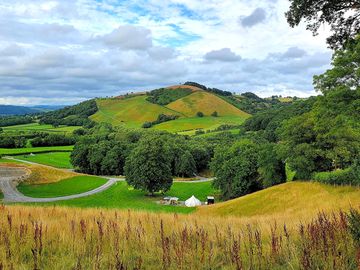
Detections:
91,85,251,132
0,105,64,115
197,181,360,223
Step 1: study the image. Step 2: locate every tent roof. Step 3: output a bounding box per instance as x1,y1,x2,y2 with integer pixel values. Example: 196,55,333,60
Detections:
185,195,201,207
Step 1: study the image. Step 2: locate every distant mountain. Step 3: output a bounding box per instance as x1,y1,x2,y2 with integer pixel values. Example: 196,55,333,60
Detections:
0,105,66,115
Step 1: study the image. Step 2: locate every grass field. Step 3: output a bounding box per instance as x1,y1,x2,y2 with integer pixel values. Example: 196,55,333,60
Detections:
14,152,73,169
0,145,73,156
0,204,357,269
91,96,182,127
25,180,217,214
2,122,79,134
198,181,360,223
195,129,241,137
18,176,107,198
91,90,250,132
153,116,247,133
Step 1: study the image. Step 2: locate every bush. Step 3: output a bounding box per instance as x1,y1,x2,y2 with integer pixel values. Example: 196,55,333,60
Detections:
31,134,75,147
146,88,192,105
142,114,179,128
211,111,218,117
196,112,204,117
313,168,360,185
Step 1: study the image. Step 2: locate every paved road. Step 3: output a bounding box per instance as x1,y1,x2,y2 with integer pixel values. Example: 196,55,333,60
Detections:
0,166,122,203
0,157,213,203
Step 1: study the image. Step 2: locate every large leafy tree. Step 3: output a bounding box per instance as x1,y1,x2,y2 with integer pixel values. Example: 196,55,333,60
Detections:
211,140,260,200
314,36,360,94
286,0,360,49
124,136,173,195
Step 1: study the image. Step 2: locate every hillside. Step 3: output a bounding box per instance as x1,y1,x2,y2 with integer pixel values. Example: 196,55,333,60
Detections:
0,105,64,116
197,181,360,221
91,85,250,132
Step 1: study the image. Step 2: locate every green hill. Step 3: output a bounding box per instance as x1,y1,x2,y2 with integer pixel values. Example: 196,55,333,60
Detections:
197,181,360,221
90,85,251,132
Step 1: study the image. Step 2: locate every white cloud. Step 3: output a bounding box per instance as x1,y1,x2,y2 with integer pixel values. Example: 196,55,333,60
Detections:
0,0,333,105
204,48,241,62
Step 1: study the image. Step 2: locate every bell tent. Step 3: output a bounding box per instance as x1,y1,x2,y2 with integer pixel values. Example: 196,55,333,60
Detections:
185,195,202,207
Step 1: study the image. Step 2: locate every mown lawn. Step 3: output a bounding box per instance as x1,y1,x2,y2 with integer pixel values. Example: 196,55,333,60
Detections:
23,180,217,214
0,146,73,156
15,152,73,169
18,176,107,198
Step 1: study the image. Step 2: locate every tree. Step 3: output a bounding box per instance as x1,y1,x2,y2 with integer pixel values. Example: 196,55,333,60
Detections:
174,150,196,177
314,37,360,94
286,0,360,49
124,136,173,195
211,111,218,117
101,144,128,175
0,128,3,133
211,140,260,200
258,143,286,187
196,111,204,117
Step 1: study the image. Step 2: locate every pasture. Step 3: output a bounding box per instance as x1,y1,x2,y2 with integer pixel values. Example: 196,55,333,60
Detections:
14,152,73,169
1,122,79,134
23,180,217,214
153,116,246,133
0,145,73,156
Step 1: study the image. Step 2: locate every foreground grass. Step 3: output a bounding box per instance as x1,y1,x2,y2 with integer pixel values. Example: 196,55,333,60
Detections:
18,176,107,198
198,181,360,223
22,181,217,214
0,205,358,269
0,145,73,156
15,152,73,169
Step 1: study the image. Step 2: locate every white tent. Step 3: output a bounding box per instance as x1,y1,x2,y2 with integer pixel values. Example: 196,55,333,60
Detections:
185,195,202,207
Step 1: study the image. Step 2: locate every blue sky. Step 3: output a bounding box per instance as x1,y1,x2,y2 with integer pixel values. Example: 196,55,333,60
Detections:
0,0,332,105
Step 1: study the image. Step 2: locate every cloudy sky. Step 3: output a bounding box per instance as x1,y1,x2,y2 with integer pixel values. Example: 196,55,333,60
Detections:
0,0,332,105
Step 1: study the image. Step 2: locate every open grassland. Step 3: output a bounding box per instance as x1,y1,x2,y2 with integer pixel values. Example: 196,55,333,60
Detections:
0,145,73,156
91,90,250,132
2,122,79,134
14,152,73,169
166,91,250,118
25,181,217,214
198,182,360,223
0,205,358,269
153,116,247,133
91,96,182,127
18,176,107,198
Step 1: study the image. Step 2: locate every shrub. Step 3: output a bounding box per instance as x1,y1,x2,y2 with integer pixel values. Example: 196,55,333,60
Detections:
211,111,218,117
313,168,360,186
196,111,204,117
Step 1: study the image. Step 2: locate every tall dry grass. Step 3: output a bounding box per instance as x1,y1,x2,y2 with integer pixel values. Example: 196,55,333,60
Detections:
0,205,358,269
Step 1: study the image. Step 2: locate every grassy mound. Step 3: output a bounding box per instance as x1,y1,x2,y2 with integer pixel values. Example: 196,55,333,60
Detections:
166,91,250,117
197,181,360,221
18,176,107,198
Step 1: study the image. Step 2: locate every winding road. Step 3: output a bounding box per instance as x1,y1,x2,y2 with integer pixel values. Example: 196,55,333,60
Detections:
0,157,213,203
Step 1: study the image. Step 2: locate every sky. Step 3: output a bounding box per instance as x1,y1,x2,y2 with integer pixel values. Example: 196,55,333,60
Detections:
0,0,332,105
